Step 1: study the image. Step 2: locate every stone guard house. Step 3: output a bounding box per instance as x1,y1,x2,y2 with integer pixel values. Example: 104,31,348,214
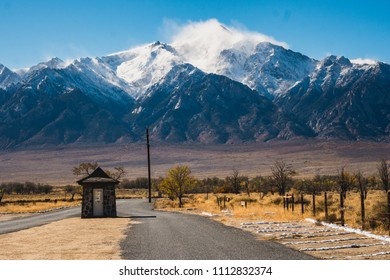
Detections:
77,167,118,218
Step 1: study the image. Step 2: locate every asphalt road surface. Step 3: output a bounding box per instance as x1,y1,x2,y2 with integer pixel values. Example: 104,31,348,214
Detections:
0,206,80,234
0,200,131,234
120,199,316,260
0,199,316,259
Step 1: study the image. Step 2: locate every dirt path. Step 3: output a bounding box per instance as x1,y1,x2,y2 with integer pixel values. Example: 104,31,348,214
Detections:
0,217,130,260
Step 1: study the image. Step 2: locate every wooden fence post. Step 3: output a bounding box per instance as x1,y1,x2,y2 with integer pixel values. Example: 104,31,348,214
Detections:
286,195,289,211
360,192,365,230
340,192,345,226
324,192,328,221
312,193,316,216
283,196,286,211
301,194,304,215
387,192,390,231
291,194,295,212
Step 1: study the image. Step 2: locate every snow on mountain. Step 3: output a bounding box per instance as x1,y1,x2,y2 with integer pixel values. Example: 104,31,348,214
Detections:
101,41,183,98
70,56,136,100
142,63,205,100
67,19,292,99
276,55,390,140
129,63,313,143
304,55,382,93
5,19,383,103
168,19,314,97
30,57,67,71
1,19,389,147
15,57,68,78
0,64,21,89
97,19,313,99
221,42,316,98
170,19,288,74
6,19,313,101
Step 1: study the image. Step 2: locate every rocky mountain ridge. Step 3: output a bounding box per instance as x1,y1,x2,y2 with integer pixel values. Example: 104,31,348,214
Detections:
0,23,389,148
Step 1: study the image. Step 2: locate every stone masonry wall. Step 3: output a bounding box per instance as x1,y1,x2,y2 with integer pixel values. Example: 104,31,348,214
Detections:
103,186,117,217
81,185,117,218
81,186,93,218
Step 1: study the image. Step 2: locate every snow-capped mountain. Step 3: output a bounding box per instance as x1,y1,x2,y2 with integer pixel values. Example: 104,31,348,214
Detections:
94,20,310,99
0,64,135,148
216,42,316,98
128,64,313,143
0,64,21,89
0,20,319,99
102,41,183,99
0,19,389,147
276,56,390,140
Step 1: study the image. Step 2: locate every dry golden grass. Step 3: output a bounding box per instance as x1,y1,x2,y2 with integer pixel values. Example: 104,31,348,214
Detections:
310,190,390,234
2,192,81,202
0,217,131,260
116,188,156,198
0,189,81,213
156,190,390,235
0,200,80,213
0,188,151,214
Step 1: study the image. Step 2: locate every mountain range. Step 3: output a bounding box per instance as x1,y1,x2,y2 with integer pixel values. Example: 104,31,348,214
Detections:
0,20,389,148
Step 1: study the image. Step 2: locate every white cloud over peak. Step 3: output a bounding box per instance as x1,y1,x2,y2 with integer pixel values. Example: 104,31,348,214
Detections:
351,58,378,65
164,18,288,73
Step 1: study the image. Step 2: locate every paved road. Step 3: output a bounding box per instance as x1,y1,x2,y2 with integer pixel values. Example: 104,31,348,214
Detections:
0,200,132,234
0,199,316,259
120,199,316,260
0,206,80,234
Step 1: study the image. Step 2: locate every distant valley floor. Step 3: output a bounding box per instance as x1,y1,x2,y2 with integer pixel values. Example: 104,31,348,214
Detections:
0,140,389,185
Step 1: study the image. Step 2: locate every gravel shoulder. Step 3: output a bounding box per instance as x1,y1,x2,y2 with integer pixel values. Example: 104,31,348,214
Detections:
0,217,130,260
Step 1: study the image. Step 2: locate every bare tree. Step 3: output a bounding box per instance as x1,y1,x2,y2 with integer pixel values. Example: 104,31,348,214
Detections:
250,176,276,199
226,169,242,194
72,162,125,180
271,159,296,195
337,167,354,226
0,187,4,204
64,185,81,201
202,177,220,199
354,171,368,229
241,176,250,197
0,183,9,203
377,158,390,222
337,167,354,198
378,159,389,192
106,167,126,180
72,162,99,176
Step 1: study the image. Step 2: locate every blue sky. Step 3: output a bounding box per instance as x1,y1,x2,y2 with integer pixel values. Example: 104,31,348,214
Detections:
1,0,390,69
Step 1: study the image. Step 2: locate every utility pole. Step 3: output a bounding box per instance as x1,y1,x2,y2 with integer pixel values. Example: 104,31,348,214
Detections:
146,128,152,203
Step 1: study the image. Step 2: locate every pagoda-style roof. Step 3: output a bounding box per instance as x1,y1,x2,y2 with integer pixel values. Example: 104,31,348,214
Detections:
77,167,119,185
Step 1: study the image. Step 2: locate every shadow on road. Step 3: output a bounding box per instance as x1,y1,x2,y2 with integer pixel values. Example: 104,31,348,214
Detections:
117,215,156,219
